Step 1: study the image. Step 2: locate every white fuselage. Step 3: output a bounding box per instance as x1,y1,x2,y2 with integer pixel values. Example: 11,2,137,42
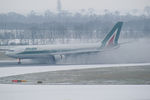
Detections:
5,43,101,59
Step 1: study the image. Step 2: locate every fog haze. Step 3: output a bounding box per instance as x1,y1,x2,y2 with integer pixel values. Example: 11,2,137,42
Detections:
0,0,150,64
0,0,150,14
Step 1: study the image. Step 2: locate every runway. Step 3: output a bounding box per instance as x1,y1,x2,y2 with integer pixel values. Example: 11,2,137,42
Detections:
0,60,51,67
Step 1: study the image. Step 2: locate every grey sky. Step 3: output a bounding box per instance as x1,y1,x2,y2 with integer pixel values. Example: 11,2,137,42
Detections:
0,0,150,14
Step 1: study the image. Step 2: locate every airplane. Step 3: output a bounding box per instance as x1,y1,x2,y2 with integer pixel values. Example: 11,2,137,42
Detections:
0,22,123,64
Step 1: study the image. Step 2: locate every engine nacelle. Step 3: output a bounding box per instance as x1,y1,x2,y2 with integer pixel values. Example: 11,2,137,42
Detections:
54,55,65,60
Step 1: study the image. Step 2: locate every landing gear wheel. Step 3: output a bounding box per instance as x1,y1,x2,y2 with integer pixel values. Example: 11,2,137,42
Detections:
18,62,21,64
18,58,21,64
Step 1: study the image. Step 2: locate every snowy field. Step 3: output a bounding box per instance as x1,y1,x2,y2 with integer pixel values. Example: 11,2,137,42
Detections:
0,84,150,100
0,63,150,77
0,63,150,100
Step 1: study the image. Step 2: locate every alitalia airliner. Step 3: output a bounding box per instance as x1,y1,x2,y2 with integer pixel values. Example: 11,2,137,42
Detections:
1,22,123,64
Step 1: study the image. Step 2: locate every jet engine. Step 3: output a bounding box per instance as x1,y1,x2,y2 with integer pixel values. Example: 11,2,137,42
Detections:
54,55,65,60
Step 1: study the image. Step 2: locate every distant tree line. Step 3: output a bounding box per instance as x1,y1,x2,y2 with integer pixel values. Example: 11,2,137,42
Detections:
0,7,150,45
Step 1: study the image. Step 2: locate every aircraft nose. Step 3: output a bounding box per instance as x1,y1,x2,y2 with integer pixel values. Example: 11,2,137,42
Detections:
5,50,16,57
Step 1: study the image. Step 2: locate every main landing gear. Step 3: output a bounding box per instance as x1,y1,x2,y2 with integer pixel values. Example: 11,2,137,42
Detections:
18,58,21,64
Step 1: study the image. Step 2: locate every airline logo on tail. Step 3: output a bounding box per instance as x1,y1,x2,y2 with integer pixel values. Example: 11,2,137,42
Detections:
101,22,123,48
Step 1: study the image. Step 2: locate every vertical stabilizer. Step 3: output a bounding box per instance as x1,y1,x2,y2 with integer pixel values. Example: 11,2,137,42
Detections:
101,22,123,48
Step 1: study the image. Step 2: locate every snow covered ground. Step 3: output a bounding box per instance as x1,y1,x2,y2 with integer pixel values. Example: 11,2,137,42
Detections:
0,64,150,100
0,63,150,77
0,84,150,100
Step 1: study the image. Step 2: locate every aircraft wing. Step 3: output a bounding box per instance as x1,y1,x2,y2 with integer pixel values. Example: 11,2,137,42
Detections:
50,49,105,56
